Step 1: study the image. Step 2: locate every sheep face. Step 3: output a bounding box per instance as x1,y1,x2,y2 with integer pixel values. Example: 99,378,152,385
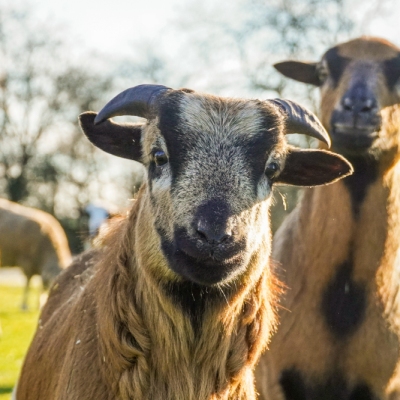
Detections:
80,86,352,286
274,37,400,157
142,93,283,285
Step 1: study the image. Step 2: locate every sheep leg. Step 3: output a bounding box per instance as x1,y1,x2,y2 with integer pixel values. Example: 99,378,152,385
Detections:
21,275,31,311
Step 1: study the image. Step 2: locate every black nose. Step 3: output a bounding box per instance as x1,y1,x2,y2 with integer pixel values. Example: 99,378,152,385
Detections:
196,218,231,245
194,199,233,245
340,83,377,115
331,80,382,147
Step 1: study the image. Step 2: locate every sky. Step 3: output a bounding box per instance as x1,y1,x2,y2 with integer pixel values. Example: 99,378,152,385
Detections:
352,0,400,43
0,0,390,102
31,0,184,57
24,0,400,59
25,0,400,101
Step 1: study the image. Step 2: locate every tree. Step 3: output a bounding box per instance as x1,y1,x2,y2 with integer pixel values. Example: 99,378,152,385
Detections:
0,6,149,251
0,6,136,220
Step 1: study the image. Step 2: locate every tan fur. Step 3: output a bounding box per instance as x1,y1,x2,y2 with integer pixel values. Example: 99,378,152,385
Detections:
337,37,399,61
17,187,278,400
0,198,72,308
256,38,400,399
17,93,286,400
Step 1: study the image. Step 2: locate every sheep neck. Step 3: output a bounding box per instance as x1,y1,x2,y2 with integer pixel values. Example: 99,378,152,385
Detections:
97,188,278,400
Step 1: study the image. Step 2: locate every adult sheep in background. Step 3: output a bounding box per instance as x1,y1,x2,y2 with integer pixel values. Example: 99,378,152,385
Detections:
256,37,400,400
0,198,72,309
16,84,351,400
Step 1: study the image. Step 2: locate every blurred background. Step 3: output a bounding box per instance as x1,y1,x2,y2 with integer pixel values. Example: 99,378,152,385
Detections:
0,0,399,397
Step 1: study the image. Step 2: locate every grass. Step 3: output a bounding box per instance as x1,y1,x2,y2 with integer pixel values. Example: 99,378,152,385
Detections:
0,285,40,400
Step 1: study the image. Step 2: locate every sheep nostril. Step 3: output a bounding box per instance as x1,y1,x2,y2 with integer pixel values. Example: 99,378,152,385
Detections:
196,227,208,241
196,220,231,245
342,97,353,111
341,87,378,115
360,98,376,113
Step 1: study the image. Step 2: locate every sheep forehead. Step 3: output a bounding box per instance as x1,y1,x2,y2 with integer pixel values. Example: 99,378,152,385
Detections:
321,39,397,89
143,92,282,171
341,60,381,81
333,37,399,62
178,93,266,140
143,93,282,210
178,97,269,174
143,94,275,161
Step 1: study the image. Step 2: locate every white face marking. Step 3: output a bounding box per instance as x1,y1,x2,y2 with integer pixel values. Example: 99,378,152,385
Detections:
179,94,266,140
257,176,271,201
152,167,172,193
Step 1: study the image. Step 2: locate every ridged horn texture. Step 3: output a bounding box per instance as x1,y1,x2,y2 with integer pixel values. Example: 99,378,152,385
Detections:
94,84,172,125
269,99,331,147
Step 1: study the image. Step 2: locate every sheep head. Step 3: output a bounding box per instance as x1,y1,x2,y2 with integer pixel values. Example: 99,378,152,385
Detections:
79,85,352,286
274,37,400,157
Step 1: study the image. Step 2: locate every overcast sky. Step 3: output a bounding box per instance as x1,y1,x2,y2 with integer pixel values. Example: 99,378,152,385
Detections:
23,0,400,58
31,0,184,57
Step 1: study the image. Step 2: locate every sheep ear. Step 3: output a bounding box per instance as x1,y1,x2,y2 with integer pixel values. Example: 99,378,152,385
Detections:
79,112,143,162
274,61,320,86
276,148,353,186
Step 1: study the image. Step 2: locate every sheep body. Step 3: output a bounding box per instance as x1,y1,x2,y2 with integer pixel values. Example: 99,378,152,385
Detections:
0,198,71,308
256,37,400,400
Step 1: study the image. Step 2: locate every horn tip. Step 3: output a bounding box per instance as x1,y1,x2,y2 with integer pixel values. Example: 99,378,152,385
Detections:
94,114,105,125
323,133,331,148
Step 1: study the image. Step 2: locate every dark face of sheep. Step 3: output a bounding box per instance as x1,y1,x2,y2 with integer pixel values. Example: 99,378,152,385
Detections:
79,85,351,286
274,37,400,157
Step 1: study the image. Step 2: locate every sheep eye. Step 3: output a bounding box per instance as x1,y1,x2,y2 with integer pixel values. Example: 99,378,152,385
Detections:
265,162,279,180
153,150,168,166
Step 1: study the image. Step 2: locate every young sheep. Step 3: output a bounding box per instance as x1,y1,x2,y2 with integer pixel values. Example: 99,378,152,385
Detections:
256,37,400,400
0,198,72,309
16,85,351,400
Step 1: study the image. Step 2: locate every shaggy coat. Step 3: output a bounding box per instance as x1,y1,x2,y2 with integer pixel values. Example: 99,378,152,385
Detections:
256,37,400,400
16,86,351,400
0,198,71,308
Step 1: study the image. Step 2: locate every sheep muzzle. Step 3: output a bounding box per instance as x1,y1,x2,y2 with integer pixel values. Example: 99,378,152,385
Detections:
161,200,249,286
330,81,382,153
168,226,248,286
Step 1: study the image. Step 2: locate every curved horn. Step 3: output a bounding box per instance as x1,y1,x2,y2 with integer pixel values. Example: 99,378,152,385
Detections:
269,99,331,147
94,84,172,125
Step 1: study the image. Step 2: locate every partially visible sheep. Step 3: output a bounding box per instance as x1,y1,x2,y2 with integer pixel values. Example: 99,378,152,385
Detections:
16,84,351,400
256,37,400,400
0,198,72,309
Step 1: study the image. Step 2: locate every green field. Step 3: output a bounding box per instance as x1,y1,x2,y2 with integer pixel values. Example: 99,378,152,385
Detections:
0,285,40,400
